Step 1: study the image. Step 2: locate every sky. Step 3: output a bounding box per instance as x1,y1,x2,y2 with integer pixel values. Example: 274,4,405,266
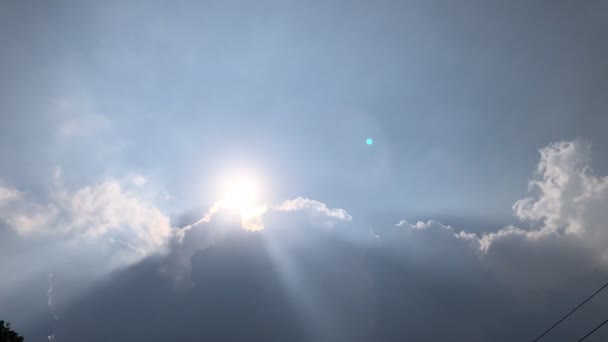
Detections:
1,1,608,341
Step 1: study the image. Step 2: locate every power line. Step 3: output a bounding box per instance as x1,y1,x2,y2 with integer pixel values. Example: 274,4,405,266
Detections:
533,280,608,341
577,319,608,342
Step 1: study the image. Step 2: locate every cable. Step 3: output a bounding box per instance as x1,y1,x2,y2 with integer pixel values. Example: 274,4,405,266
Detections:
533,281,608,341
577,319,608,342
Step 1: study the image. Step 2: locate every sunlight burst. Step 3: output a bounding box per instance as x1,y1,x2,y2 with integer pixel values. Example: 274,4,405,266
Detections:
222,179,257,211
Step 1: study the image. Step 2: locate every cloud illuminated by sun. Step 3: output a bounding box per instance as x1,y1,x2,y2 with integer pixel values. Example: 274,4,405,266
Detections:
214,177,267,231
222,179,257,211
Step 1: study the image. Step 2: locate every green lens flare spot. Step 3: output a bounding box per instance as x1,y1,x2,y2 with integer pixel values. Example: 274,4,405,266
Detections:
366,138,373,145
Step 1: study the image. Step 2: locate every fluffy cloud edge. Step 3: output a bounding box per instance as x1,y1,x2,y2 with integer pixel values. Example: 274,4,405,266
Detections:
394,140,608,263
0,176,353,265
0,179,174,258
274,197,353,221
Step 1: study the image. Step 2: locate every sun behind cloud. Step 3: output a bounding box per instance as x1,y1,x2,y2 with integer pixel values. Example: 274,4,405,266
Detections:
222,179,257,211
216,177,267,231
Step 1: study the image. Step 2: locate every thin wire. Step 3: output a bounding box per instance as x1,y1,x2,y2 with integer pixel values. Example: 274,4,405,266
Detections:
533,281,608,341
577,319,608,342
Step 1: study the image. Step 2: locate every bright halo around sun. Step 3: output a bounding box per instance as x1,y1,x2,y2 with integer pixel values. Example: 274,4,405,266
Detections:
222,179,257,211
212,172,268,231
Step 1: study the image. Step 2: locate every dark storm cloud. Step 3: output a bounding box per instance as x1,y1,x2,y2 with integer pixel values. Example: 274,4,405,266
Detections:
4,140,606,341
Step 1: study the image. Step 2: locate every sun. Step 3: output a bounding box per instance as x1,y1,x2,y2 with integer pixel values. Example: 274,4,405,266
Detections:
222,179,258,211
211,172,268,231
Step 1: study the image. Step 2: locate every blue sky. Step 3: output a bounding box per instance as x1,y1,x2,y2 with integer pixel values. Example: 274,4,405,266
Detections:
2,0,607,223
1,1,608,341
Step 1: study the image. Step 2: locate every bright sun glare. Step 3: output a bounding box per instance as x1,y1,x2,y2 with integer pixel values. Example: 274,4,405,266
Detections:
222,179,258,211
213,174,267,231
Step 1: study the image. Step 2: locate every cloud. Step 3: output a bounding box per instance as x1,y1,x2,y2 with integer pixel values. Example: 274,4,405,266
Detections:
386,141,608,291
6,140,608,342
0,185,21,204
0,179,174,257
6,140,608,341
186,197,351,233
0,168,354,291
275,197,353,221
389,141,608,262
161,197,352,284
131,175,148,187
374,140,608,299
356,140,608,340
512,140,608,257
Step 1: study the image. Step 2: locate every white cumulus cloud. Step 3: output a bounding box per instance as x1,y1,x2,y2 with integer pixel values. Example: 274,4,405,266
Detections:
0,179,174,256
275,197,353,221
393,140,608,263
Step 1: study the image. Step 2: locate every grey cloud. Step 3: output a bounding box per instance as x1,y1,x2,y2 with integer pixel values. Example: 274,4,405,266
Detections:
5,140,608,342
0,186,21,204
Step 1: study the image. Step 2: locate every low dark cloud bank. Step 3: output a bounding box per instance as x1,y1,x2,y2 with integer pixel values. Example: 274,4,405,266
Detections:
1,141,606,341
